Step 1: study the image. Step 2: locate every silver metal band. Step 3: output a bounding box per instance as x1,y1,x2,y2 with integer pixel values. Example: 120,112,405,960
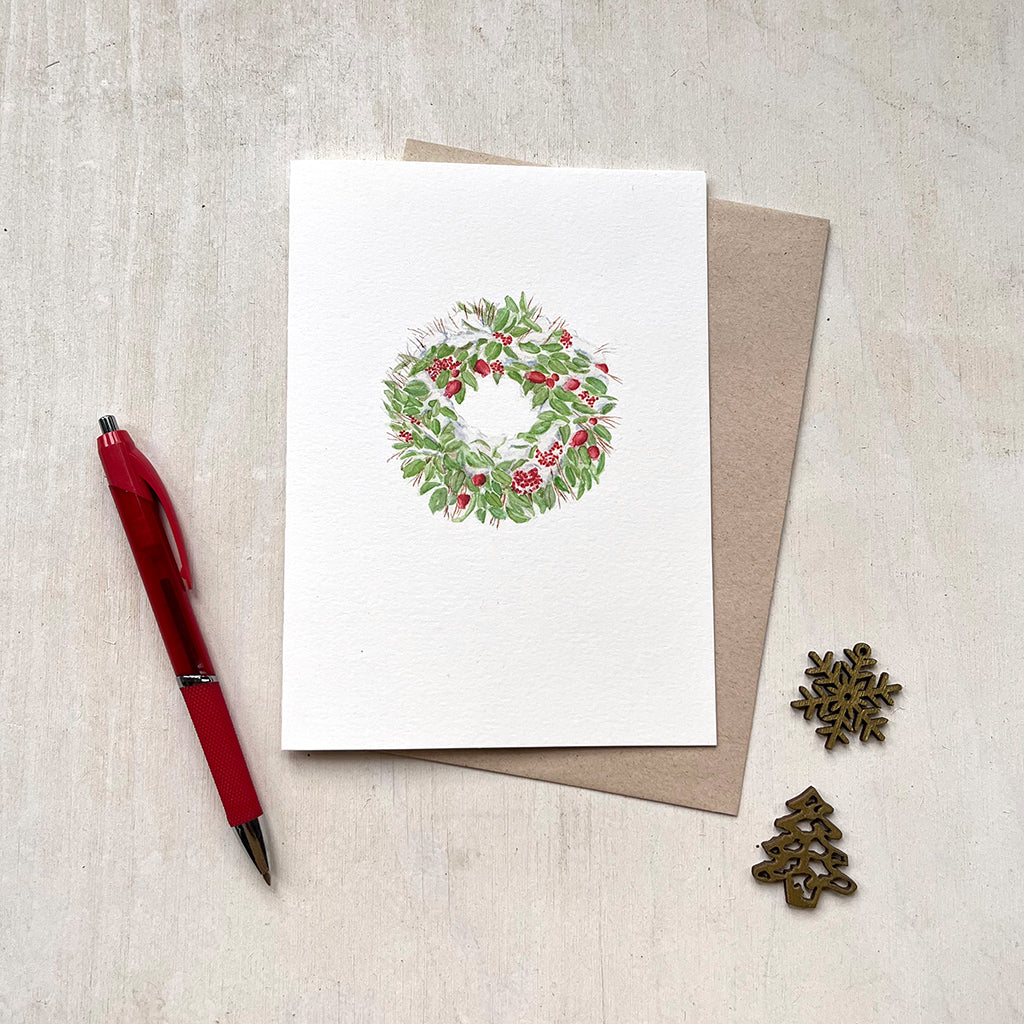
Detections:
176,673,219,688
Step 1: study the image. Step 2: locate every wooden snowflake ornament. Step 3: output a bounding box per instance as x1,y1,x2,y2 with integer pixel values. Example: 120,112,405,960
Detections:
792,643,902,750
752,787,856,909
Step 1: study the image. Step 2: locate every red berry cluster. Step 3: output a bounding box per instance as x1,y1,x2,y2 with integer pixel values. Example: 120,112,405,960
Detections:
492,331,513,346
559,330,573,349
398,430,414,443
535,440,564,468
427,356,461,382
511,467,542,495
578,389,598,408
409,415,422,426
490,360,504,374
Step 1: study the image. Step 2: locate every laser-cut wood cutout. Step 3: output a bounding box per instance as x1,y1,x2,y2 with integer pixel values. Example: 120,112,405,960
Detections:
752,786,856,908
792,642,901,749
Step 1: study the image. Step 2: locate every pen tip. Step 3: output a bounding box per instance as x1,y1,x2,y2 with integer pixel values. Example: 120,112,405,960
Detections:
262,871,272,886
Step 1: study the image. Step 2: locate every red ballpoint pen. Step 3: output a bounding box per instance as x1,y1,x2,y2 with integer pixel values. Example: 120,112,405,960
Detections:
97,415,271,884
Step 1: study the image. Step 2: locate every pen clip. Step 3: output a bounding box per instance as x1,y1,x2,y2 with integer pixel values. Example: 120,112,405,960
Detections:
128,447,194,590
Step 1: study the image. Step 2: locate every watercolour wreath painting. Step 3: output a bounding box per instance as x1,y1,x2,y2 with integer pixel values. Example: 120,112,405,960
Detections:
383,294,619,525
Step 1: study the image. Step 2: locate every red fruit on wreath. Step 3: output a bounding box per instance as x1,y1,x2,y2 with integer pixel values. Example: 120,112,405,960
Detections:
589,417,597,424
471,473,486,486
569,429,589,447
564,378,581,391
526,371,547,384
444,380,462,398
456,493,470,509
595,363,609,373
474,358,490,376
587,445,600,461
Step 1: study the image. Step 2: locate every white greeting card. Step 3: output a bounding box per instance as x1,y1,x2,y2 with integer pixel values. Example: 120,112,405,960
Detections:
283,160,715,749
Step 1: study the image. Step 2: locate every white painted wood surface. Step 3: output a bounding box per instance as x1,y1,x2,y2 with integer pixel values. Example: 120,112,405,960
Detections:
2,3,1021,1021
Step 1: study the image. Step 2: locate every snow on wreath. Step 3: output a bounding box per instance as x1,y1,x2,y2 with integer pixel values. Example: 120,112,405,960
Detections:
383,295,619,525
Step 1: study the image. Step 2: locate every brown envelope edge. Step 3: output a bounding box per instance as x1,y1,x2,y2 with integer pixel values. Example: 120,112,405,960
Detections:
390,140,829,815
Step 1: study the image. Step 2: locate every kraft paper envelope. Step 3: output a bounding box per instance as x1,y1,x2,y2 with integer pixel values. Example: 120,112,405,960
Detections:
391,140,828,814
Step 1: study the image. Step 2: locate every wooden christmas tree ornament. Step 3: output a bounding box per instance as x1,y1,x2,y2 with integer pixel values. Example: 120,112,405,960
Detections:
752,787,856,909
792,642,902,750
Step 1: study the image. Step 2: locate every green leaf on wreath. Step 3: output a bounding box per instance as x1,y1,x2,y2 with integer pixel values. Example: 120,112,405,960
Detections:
403,459,425,478
506,368,524,384
519,291,528,311
508,326,529,338
461,371,479,390
523,319,542,332
454,388,466,404
600,402,616,414
563,463,577,486
505,295,518,314
584,377,607,395
436,370,450,389
405,381,429,398
439,407,458,420
593,424,612,441
493,308,509,332
531,389,547,408
428,488,447,513
485,341,502,362
548,393,570,417
597,452,606,475
553,476,569,494
559,424,570,444
420,480,440,494
492,469,513,486
518,341,540,353
571,356,590,370
475,507,487,523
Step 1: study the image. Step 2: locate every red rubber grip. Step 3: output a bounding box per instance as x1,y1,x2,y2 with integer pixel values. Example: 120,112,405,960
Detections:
180,682,262,827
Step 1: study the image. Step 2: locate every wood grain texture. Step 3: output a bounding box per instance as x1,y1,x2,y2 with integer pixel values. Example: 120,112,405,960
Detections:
1,2,1022,1022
